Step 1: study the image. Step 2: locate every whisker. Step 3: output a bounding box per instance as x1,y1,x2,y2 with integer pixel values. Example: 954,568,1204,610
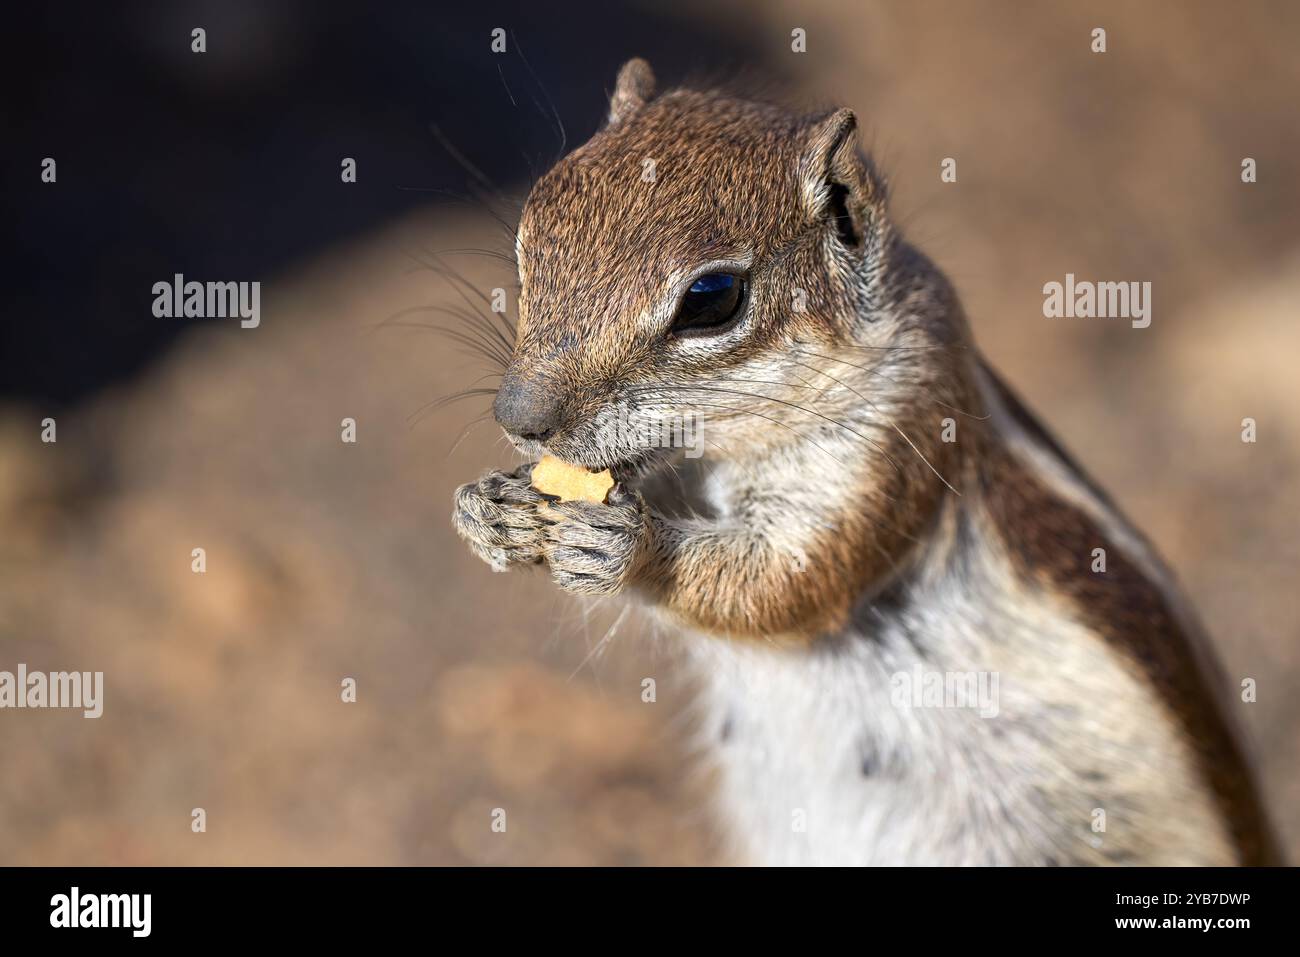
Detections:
428,121,507,205
434,247,518,266
395,185,523,249
512,32,567,161
784,353,959,494
407,388,499,427
791,346,989,420
448,414,496,457
379,296,511,365
441,255,518,345
633,406,919,548
631,384,903,475
384,326,507,370
805,339,968,355
567,605,631,681
496,61,518,108
406,252,518,348
629,395,848,469
712,375,823,392
380,314,510,370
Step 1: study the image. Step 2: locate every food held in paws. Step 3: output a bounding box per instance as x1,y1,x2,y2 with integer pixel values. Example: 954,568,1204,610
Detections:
530,455,615,504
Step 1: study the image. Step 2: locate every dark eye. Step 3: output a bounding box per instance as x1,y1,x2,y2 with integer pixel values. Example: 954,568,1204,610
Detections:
670,272,746,337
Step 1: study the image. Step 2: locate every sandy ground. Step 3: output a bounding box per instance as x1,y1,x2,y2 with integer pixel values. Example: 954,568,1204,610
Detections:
2,0,1297,864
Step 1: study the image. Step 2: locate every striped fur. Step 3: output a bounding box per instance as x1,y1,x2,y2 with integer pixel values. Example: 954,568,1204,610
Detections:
452,60,1280,865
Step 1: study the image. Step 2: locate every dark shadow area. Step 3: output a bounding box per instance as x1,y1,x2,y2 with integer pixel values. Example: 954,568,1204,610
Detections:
2,0,788,406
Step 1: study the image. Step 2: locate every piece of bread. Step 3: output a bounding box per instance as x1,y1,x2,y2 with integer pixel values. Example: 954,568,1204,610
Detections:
530,455,614,504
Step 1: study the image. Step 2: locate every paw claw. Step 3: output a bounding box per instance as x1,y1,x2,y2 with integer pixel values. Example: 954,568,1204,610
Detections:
541,496,647,596
452,466,547,570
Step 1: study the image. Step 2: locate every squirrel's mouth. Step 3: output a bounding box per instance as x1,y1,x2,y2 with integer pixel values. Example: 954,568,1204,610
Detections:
503,434,641,481
561,447,674,488
608,449,670,486
520,432,683,491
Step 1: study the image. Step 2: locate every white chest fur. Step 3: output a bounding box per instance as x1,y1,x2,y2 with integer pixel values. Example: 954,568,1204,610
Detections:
682,546,1234,866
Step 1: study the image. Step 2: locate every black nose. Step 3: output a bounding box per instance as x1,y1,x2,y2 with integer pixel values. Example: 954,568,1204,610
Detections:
493,375,564,442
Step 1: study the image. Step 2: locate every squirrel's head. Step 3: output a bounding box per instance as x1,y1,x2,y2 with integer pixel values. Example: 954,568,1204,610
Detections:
495,58,924,476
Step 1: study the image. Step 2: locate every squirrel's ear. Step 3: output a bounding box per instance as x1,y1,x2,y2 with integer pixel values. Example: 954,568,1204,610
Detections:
798,108,879,248
607,58,656,126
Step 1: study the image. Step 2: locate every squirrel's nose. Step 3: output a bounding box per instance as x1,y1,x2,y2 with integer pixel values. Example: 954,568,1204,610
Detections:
493,375,564,443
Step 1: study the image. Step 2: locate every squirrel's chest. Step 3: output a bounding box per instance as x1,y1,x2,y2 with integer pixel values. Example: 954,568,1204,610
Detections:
682,599,1232,866
688,633,1013,865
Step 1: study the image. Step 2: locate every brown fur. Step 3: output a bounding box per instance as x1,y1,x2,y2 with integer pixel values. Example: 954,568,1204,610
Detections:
980,373,1281,864
452,59,1280,864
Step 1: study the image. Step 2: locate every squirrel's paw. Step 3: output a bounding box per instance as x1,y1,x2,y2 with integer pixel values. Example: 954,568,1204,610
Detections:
541,485,648,597
452,464,546,572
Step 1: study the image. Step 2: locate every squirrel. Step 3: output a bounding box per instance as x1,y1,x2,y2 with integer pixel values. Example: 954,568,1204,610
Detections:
451,59,1281,866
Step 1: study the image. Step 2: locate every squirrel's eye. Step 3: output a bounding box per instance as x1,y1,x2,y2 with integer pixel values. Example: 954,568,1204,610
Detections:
670,272,746,337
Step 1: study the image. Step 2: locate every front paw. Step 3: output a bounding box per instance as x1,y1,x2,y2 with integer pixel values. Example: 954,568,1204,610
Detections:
452,464,546,572
541,485,649,597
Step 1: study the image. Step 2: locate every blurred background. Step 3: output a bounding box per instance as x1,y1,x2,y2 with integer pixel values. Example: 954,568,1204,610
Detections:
2,0,1297,864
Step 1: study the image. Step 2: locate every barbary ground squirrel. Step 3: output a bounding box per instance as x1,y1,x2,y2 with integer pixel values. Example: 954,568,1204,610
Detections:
452,59,1279,866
